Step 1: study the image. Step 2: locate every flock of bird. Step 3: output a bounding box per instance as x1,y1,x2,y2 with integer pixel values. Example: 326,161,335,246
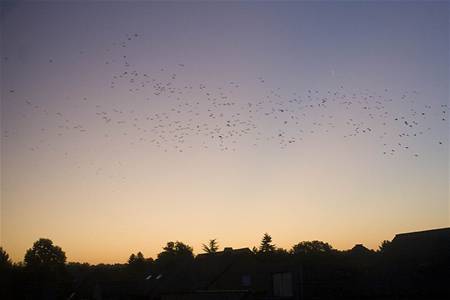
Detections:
4,33,448,170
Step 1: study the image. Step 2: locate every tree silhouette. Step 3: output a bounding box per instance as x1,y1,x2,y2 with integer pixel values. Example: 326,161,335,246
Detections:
275,247,289,256
136,251,144,261
202,239,219,253
291,240,334,255
0,247,12,270
128,251,152,275
378,240,392,253
160,241,193,258
128,251,146,264
0,247,13,299
259,233,276,253
23,238,69,298
156,241,194,268
128,253,136,264
24,238,66,268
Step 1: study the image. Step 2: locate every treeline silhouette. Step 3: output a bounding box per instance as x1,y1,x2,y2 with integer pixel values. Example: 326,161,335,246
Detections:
1,230,449,300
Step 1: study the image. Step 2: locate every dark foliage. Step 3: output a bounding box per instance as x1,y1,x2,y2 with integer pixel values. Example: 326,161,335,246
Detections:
2,229,449,300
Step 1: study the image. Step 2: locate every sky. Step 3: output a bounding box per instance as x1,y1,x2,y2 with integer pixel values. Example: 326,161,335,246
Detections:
1,1,449,264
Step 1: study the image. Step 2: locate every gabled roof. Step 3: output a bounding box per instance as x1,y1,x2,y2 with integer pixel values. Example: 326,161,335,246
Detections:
194,248,255,290
390,227,450,260
196,247,253,259
392,227,450,242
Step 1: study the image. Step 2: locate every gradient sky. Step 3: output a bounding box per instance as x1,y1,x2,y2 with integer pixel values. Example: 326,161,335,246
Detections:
1,1,449,264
